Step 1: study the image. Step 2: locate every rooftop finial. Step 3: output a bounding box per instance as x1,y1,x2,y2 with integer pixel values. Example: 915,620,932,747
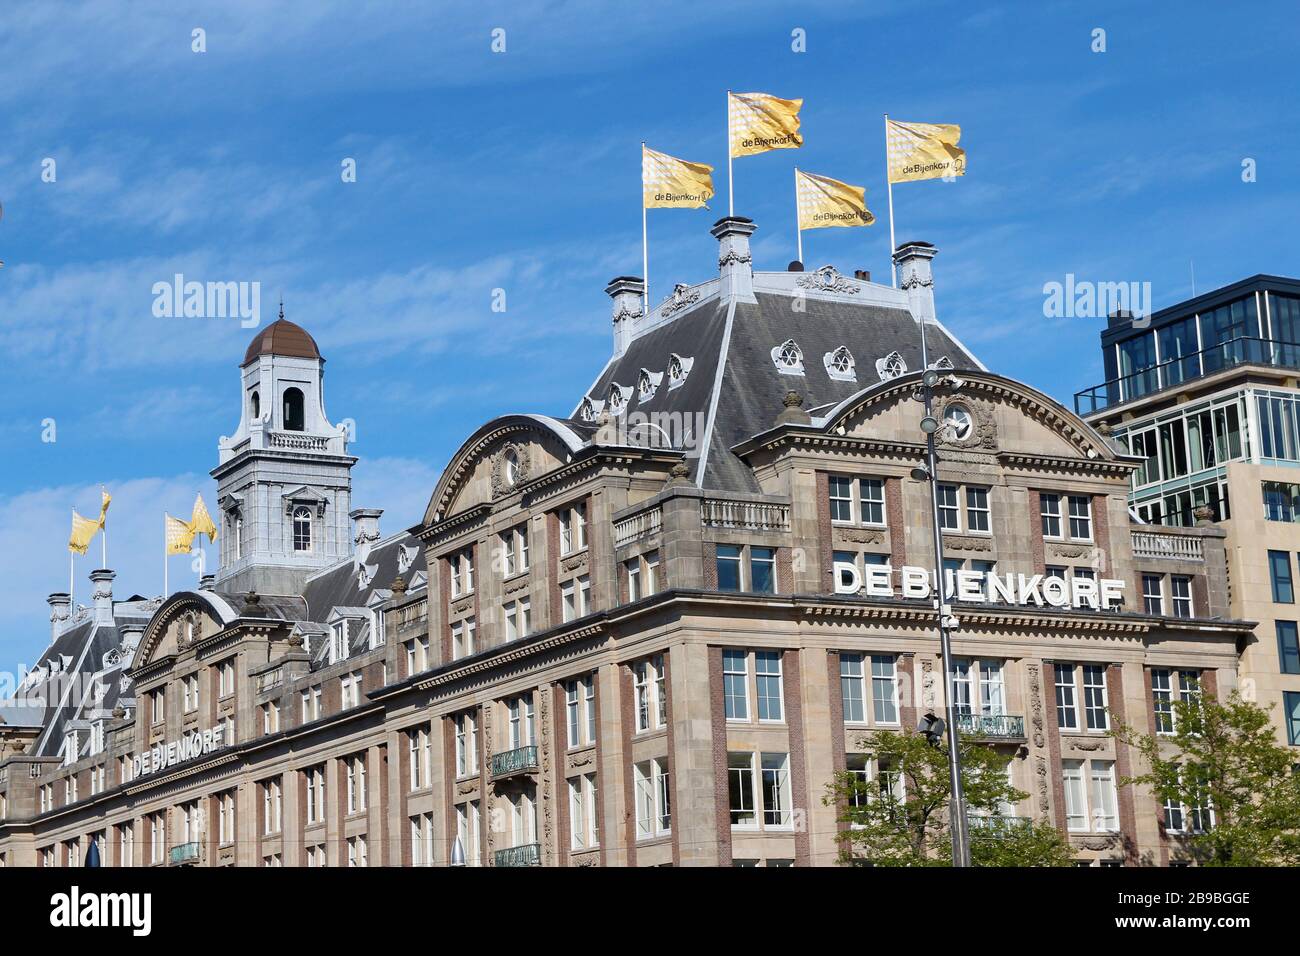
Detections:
279,295,285,321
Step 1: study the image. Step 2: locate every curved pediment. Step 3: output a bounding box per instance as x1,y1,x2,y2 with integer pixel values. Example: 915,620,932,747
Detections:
821,371,1126,465
133,591,240,672
424,415,589,525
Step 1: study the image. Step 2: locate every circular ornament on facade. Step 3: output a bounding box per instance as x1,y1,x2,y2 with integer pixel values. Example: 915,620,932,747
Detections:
944,403,974,441
504,448,520,486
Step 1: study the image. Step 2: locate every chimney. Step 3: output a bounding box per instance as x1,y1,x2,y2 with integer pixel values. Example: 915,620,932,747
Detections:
89,570,115,627
199,574,216,590
47,593,70,641
711,217,757,304
350,509,383,565
892,241,938,328
604,277,645,356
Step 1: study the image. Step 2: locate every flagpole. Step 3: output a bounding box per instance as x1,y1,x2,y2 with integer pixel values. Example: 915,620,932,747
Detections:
163,515,168,598
641,142,649,316
885,113,898,287
793,167,804,264
726,90,734,216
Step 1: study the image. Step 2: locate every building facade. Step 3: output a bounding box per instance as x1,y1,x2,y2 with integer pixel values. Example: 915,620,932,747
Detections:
0,222,1257,868
1077,276,1300,750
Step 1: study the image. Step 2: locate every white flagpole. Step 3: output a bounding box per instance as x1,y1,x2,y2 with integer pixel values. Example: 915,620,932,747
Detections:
726,90,734,216
69,538,74,607
885,113,898,287
794,167,804,264
641,142,649,316
163,516,168,598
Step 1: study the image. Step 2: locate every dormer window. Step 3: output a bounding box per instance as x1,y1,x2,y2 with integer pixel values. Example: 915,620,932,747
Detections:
293,506,313,552
638,368,663,402
824,346,856,382
876,350,907,381
772,339,805,375
667,353,694,390
329,620,349,665
283,387,305,431
63,730,80,766
578,397,604,422
608,383,631,416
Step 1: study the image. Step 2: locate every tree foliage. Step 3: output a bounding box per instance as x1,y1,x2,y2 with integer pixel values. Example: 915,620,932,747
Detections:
1113,691,1300,866
825,728,1074,867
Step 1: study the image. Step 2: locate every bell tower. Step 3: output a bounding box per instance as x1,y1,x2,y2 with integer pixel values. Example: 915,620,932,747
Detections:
212,313,356,595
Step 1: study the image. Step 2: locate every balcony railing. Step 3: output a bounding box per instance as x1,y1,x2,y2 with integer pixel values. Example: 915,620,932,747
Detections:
1075,336,1300,415
614,507,662,548
968,815,1032,837
490,744,539,778
701,498,791,532
1131,529,1204,562
955,713,1025,739
494,842,541,867
169,842,201,865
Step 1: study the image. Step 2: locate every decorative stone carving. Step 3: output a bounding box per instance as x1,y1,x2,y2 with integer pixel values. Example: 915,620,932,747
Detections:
1078,836,1118,851
572,851,601,867
539,689,554,858
900,271,934,291
1035,755,1050,813
490,442,531,498
1068,738,1108,752
837,528,885,546
503,576,530,596
920,658,937,710
457,779,478,797
661,283,701,317
718,249,752,268
561,554,589,573
569,749,596,769
930,355,954,371
1049,544,1094,560
1027,664,1045,749
450,597,473,617
796,264,861,294
935,397,997,450
945,534,992,553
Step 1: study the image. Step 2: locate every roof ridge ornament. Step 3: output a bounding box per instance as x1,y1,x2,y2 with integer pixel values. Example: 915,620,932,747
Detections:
796,264,861,295
661,283,702,317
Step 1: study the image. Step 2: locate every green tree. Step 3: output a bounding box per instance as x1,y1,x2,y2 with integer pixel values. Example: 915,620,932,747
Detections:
1113,691,1300,866
824,728,1074,867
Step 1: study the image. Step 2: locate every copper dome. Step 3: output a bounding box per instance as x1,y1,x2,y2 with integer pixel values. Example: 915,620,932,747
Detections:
242,319,322,366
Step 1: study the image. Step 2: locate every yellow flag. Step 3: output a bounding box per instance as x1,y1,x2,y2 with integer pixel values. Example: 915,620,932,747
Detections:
796,170,874,230
728,91,803,158
190,493,218,543
97,488,111,528
886,119,966,183
69,511,100,555
642,146,714,209
166,514,196,555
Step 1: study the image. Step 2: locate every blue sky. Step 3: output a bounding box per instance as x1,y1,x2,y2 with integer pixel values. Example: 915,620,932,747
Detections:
0,0,1296,673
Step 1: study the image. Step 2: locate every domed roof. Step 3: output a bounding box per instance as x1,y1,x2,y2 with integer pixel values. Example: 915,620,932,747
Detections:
243,319,321,365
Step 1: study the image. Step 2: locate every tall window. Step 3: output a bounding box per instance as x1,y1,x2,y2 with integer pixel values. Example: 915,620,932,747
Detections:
1040,493,1062,537
454,713,477,778
1285,691,1300,746
1142,574,1165,614
282,387,305,431
952,658,1004,717
633,655,667,733
456,801,481,866
1067,495,1093,540
262,779,282,834
1082,665,1109,731
1062,759,1118,832
1270,550,1295,603
723,649,749,720
965,487,990,533
500,524,529,577
828,476,853,522
504,599,531,641
755,651,784,722
1278,621,1300,675
346,755,367,814
937,484,960,531
292,506,312,552
728,751,792,829
717,545,742,591
507,695,535,750
840,654,866,724
568,773,599,850
449,548,474,598
1054,663,1078,731
561,575,591,622
451,616,476,660
1151,669,1200,735
565,675,597,748
218,791,236,845
408,727,432,790
716,545,777,593
559,503,587,554
750,547,776,594
304,766,326,825
871,656,899,723
410,813,434,867
1170,575,1193,618
633,759,670,839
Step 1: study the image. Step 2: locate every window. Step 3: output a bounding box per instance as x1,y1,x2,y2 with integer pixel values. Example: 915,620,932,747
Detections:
509,790,538,847
347,836,367,868
826,476,886,526
728,751,792,829
404,636,430,675
1164,768,1215,833
952,658,1005,717
262,780,282,834
828,476,853,522
755,651,783,722
305,766,326,825
633,759,671,839
292,506,312,552
150,688,165,725
454,714,477,778
723,649,749,720
500,524,529,577
117,824,134,867
261,701,279,734
1054,664,1078,731
328,620,349,665
561,575,591,622
300,685,322,724
559,503,587,554
1082,665,1109,731
504,599,531,641
716,545,778,593
149,814,165,864
218,659,235,697
1062,759,1118,832
966,486,990,533
1278,621,1300,675
451,616,476,660
717,545,742,591
410,813,434,867
1142,574,1165,614
750,547,776,594
859,479,885,525
937,484,960,531
218,791,236,846
282,386,305,431
633,655,667,733
1067,495,1093,540
626,550,660,601
346,755,367,814
341,671,362,709
306,845,326,868
1151,669,1200,735
449,548,474,597
565,675,597,748
1041,493,1062,538
1171,575,1193,618
840,654,866,724
456,801,481,866
369,606,386,649
182,674,200,713
507,695,535,750
1263,481,1300,522
1270,550,1295,603
568,773,599,850
409,726,432,790
1285,692,1300,746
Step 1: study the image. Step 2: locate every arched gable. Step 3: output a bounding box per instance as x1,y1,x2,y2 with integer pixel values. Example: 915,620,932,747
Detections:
134,590,240,671
424,415,589,525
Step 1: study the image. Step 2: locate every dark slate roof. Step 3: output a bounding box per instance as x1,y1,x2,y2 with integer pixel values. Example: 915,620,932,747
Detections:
578,282,981,493
301,532,427,624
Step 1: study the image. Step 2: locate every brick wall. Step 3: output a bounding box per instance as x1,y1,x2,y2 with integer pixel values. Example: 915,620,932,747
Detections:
709,646,731,866
885,476,906,568
782,649,810,866
816,471,834,592
1108,664,1137,864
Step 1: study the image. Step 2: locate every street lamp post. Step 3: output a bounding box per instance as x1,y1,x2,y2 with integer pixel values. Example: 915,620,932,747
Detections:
915,328,973,868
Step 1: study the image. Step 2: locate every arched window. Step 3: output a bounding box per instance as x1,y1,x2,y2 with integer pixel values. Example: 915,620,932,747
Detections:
283,387,305,431
250,390,260,420
293,506,312,552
